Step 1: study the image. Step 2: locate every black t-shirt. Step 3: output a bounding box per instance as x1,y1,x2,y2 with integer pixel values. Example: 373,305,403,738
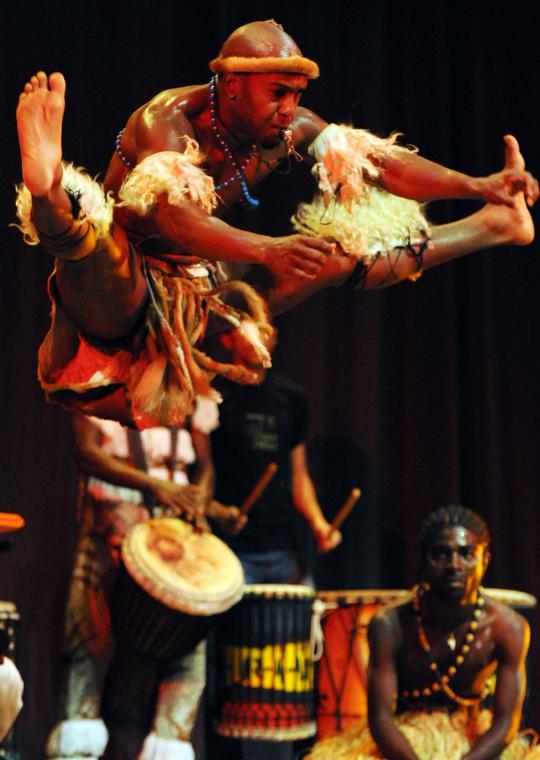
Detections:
211,371,308,552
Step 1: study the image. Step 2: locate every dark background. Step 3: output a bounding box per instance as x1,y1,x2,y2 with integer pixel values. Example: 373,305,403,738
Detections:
1,1,539,755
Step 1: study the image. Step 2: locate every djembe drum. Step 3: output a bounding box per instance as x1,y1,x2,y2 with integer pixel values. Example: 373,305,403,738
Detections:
111,517,244,659
316,589,409,739
214,584,317,740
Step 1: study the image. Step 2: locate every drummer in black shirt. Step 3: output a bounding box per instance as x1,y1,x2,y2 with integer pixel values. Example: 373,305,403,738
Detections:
210,327,341,585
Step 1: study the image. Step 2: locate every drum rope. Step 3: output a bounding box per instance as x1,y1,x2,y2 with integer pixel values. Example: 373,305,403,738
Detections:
311,598,326,661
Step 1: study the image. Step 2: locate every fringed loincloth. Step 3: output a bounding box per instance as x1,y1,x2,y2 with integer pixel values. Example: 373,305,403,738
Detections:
37,256,272,430
305,710,540,760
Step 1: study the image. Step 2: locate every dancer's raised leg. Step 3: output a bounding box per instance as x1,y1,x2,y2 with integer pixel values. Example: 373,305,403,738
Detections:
361,135,534,289
16,71,147,338
269,135,535,308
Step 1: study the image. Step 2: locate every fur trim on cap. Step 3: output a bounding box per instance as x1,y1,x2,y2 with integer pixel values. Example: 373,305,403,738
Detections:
139,733,195,760
46,718,109,758
118,142,218,216
14,163,114,246
209,55,319,78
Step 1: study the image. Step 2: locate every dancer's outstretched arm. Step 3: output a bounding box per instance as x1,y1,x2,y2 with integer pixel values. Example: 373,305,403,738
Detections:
375,135,538,208
295,110,539,207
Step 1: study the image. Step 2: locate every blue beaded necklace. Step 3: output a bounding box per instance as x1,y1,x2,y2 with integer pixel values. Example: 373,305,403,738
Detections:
209,75,260,208
115,128,135,170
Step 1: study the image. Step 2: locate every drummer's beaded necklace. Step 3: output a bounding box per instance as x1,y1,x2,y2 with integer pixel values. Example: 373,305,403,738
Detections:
209,75,260,208
401,583,489,707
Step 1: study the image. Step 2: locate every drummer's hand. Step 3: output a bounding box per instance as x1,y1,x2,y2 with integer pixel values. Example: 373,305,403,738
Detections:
151,481,201,520
313,519,342,554
206,500,247,536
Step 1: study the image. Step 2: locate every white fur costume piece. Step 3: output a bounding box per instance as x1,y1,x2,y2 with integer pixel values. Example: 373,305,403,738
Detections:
293,124,431,260
139,733,195,760
14,163,114,245
118,143,218,216
0,657,23,742
46,718,108,760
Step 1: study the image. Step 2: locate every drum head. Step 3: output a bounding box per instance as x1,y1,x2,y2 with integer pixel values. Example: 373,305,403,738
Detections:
122,517,244,616
483,587,537,609
244,584,315,600
317,589,410,609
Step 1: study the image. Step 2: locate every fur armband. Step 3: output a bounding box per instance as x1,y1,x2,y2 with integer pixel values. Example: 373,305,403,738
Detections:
118,141,218,216
308,123,414,207
14,163,114,246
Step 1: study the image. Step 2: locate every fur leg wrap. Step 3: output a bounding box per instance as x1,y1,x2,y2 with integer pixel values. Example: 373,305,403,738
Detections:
138,733,195,760
46,718,109,759
13,162,114,257
118,143,218,215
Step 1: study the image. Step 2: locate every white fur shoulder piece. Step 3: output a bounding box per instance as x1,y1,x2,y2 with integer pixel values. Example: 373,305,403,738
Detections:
119,140,218,216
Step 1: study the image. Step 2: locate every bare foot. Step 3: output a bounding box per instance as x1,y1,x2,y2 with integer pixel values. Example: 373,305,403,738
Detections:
16,71,66,198
483,194,534,247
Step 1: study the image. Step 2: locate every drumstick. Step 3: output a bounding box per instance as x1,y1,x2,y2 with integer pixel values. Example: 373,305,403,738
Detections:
240,463,278,515
0,513,25,534
327,488,361,535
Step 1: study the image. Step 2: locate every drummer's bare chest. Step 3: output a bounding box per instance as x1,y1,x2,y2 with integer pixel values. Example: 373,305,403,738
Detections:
397,614,498,689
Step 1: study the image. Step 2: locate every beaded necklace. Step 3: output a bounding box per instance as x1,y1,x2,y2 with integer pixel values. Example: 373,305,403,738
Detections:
115,128,135,171
209,75,260,208
401,583,490,707
115,79,262,207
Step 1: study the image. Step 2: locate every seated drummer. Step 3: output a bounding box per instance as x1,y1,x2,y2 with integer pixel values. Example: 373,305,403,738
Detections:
308,505,536,760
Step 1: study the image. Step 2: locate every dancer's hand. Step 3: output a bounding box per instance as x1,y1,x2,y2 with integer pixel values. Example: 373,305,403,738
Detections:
477,135,538,208
262,235,335,279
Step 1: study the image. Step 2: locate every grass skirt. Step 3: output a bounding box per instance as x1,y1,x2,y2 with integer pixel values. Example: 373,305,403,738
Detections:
305,710,539,760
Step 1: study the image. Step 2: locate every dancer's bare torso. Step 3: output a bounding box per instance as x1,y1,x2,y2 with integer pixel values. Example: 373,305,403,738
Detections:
104,82,326,248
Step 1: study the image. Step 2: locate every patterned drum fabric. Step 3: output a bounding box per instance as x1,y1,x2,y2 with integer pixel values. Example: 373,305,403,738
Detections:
214,584,317,740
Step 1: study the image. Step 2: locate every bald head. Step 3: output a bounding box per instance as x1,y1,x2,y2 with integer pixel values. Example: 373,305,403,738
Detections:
210,20,319,78
220,20,302,59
